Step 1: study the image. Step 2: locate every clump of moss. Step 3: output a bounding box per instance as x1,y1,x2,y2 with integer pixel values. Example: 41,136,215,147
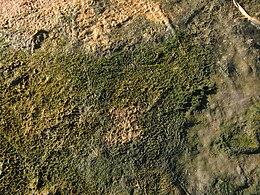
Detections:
212,124,259,154
208,176,240,195
0,31,216,194
212,99,260,155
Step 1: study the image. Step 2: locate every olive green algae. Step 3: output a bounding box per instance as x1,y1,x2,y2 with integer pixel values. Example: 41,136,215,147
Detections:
0,32,216,194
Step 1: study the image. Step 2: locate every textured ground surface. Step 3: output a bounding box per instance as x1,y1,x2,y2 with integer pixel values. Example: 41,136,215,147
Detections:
0,0,259,194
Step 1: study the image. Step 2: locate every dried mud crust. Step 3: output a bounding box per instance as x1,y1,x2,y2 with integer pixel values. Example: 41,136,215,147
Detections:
0,0,174,52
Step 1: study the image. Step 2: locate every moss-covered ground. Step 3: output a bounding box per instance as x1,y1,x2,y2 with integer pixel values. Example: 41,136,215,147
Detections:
0,32,216,194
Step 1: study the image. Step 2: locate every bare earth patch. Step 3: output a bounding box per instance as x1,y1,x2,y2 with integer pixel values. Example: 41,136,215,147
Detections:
106,106,143,146
0,0,173,51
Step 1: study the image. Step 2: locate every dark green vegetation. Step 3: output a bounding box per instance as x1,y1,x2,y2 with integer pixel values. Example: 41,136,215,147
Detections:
0,32,216,194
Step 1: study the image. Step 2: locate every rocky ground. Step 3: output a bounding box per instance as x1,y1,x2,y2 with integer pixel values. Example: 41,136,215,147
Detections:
0,0,259,194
